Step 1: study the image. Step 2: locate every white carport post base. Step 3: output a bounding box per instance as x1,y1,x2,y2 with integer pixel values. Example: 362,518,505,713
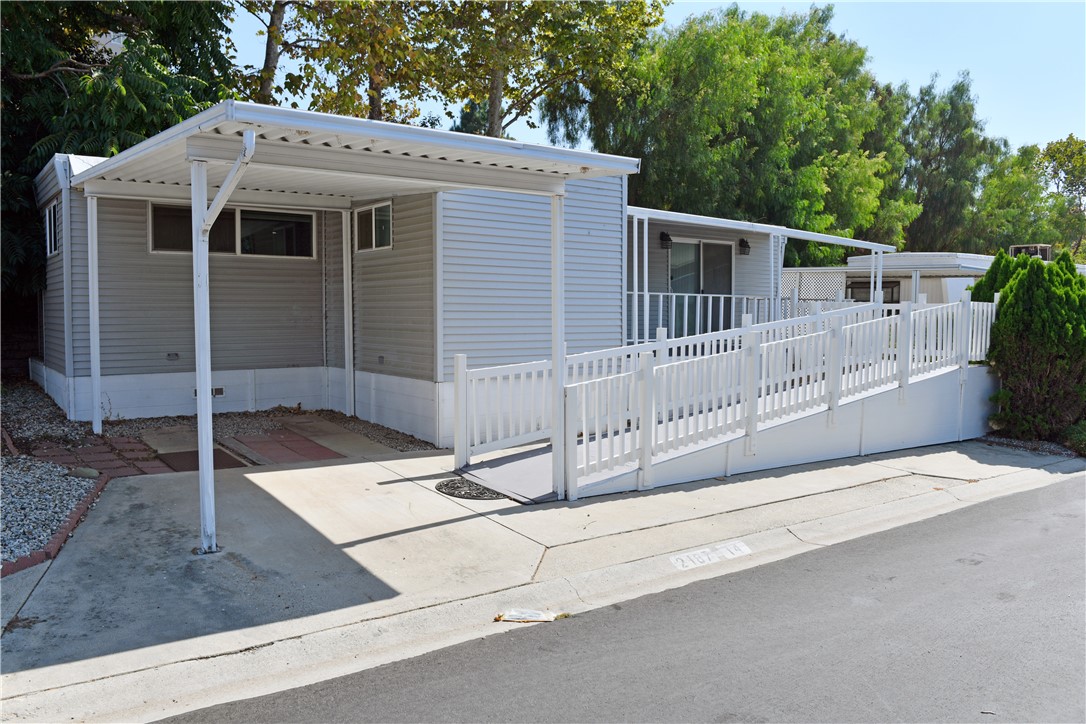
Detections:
190,130,256,554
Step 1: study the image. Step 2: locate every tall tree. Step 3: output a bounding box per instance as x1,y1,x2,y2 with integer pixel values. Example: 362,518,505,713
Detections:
960,143,1062,255
900,73,999,252
438,0,665,138
1,1,233,303
544,6,895,264
1039,134,1086,257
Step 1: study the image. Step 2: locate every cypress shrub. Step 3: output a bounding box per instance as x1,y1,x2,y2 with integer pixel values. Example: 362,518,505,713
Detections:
987,252,1086,440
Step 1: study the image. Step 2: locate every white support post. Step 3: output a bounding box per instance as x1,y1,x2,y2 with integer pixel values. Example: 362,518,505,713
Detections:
642,216,650,344
911,269,920,303
453,354,469,469
898,301,913,398
875,250,884,298
563,385,579,501
637,351,655,491
959,289,973,371
826,316,845,425
191,161,217,554
190,131,254,555
655,326,668,358
742,331,761,454
342,209,355,416
790,287,799,319
917,292,927,306
869,253,876,301
550,194,567,499
741,313,753,328
631,216,639,344
87,195,102,434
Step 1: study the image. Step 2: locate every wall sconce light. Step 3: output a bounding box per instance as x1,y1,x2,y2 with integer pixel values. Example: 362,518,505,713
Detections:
738,238,751,255
659,231,673,249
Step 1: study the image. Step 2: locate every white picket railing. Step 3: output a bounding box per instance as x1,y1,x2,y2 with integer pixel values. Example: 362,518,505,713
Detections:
627,291,773,344
758,330,833,421
909,302,961,377
559,292,994,500
563,370,643,480
453,293,998,497
453,357,552,466
840,314,901,399
653,347,746,455
969,301,997,362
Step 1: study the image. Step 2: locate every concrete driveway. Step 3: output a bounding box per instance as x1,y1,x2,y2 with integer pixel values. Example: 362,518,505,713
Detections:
1,439,1081,721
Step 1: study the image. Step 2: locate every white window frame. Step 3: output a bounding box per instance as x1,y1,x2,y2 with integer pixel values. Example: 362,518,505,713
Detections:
44,201,61,257
354,201,393,253
148,202,317,260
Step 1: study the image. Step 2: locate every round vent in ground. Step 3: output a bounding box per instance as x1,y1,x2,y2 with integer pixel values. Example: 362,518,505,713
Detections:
436,478,507,500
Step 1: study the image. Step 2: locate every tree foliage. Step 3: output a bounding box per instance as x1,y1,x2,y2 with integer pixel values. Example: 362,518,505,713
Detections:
1,1,234,300
1039,134,1086,258
435,0,664,138
900,74,1000,252
543,6,904,265
986,252,1086,440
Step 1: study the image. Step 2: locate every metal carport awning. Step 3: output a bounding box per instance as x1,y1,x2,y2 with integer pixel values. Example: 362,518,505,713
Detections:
71,100,641,553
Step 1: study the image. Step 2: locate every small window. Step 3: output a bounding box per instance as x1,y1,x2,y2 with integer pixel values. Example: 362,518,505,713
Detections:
847,280,900,303
44,202,60,256
240,210,313,257
355,202,392,251
152,206,235,253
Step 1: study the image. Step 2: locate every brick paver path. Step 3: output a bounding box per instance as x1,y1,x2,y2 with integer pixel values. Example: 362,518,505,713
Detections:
32,436,171,478
229,429,344,464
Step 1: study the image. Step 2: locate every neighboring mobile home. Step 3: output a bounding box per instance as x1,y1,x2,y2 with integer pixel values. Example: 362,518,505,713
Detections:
31,101,890,450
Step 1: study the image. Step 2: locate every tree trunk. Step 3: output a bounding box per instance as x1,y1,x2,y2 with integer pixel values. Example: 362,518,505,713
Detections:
486,67,504,137
256,0,288,105
485,1,507,137
368,61,386,121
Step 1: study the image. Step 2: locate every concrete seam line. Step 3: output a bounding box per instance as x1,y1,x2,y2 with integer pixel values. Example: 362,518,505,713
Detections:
379,459,552,549
541,472,920,552
786,527,827,546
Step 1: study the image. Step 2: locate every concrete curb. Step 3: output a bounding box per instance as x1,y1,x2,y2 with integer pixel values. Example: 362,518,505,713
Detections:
1,473,111,579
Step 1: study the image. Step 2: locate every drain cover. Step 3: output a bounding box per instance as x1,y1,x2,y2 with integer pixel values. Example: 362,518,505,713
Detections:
436,478,507,500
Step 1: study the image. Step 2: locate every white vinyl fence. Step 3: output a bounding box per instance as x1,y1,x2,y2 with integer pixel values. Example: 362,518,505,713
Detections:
454,293,997,498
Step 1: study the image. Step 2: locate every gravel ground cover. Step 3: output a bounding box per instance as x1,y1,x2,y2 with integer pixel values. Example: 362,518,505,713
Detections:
1,378,434,566
1,456,96,562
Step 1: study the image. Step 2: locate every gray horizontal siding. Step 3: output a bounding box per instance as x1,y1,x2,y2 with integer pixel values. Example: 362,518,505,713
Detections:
323,211,345,368
441,180,626,379
564,177,625,355
95,199,325,375
43,224,65,372
441,190,552,378
33,159,61,209
70,194,90,376
354,194,434,381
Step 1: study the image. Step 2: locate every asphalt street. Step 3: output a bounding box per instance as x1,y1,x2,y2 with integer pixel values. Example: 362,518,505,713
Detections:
164,475,1085,723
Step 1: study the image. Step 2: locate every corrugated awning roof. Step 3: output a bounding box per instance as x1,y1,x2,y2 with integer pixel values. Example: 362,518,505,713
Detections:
69,101,640,204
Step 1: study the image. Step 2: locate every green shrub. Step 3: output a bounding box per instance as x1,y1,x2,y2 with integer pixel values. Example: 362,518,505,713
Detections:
970,249,1031,302
987,252,1086,440
1063,420,1086,456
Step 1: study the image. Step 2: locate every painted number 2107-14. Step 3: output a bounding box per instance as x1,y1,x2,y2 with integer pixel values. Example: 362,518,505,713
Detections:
669,540,752,571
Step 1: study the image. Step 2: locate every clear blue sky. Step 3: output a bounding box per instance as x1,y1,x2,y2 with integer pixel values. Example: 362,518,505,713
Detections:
231,2,1086,151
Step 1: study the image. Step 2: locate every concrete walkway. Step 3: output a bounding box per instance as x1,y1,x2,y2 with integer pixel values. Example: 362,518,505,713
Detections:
1,440,1081,722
